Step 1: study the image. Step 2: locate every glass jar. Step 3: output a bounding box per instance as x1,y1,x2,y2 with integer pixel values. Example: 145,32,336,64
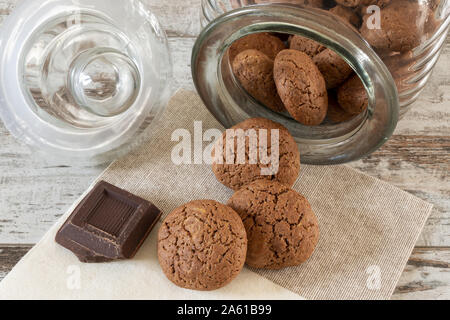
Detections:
193,0,449,164
0,0,172,164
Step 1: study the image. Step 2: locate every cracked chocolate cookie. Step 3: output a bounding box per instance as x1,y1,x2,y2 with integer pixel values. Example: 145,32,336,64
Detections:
212,118,300,191
228,180,320,269
360,1,433,53
327,92,356,123
289,35,325,57
358,0,391,11
228,32,286,62
158,200,247,291
232,49,286,112
337,74,368,115
313,48,354,89
274,49,328,126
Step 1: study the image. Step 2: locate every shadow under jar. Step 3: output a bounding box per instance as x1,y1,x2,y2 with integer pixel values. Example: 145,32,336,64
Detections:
193,0,449,164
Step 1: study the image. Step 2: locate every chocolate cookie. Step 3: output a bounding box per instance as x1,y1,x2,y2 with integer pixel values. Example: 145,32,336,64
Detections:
327,92,356,123
360,1,433,53
228,32,286,62
289,35,325,57
158,200,247,291
337,74,368,114
359,0,391,8
274,49,328,126
313,48,354,89
335,0,360,7
254,0,324,8
232,50,286,112
228,180,320,270
356,0,391,20
212,118,300,191
330,5,361,27
382,51,416,93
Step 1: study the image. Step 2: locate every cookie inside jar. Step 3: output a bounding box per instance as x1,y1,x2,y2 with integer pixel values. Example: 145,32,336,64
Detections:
224,0,442,128
194,1,404,163
225,1,362,127
227,30,367,128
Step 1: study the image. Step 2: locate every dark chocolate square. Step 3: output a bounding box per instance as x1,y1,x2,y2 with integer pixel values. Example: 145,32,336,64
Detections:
55,181,161,263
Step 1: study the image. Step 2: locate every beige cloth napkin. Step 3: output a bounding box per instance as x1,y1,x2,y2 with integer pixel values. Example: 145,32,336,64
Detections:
0,90,432,300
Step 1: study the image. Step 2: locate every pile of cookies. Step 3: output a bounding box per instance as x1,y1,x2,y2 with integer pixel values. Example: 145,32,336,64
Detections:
158,118,319,291
229,0,438,125
156,0,439,292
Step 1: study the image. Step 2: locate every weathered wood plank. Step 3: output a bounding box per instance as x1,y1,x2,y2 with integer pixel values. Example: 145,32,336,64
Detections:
0,245,30,282
0,0,15,16
1,245,448,300
0,0,203,37
392,247,450,300
168,37,196,91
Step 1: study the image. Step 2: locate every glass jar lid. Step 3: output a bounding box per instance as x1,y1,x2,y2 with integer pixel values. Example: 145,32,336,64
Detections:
0,0,172,164
192,4,399,164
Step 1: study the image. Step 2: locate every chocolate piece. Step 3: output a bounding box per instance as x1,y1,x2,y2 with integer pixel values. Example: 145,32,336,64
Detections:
56,181,161,263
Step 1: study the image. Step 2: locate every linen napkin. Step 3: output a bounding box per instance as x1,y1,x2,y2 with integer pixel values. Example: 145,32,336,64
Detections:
0,90,433,300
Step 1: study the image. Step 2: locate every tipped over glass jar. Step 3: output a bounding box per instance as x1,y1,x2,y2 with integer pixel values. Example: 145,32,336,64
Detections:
193,0,449,164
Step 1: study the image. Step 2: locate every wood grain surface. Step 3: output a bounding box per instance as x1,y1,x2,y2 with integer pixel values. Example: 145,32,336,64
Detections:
0,0,448,299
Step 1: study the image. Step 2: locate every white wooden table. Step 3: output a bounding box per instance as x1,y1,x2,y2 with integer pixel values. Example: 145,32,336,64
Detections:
0,0,449,300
